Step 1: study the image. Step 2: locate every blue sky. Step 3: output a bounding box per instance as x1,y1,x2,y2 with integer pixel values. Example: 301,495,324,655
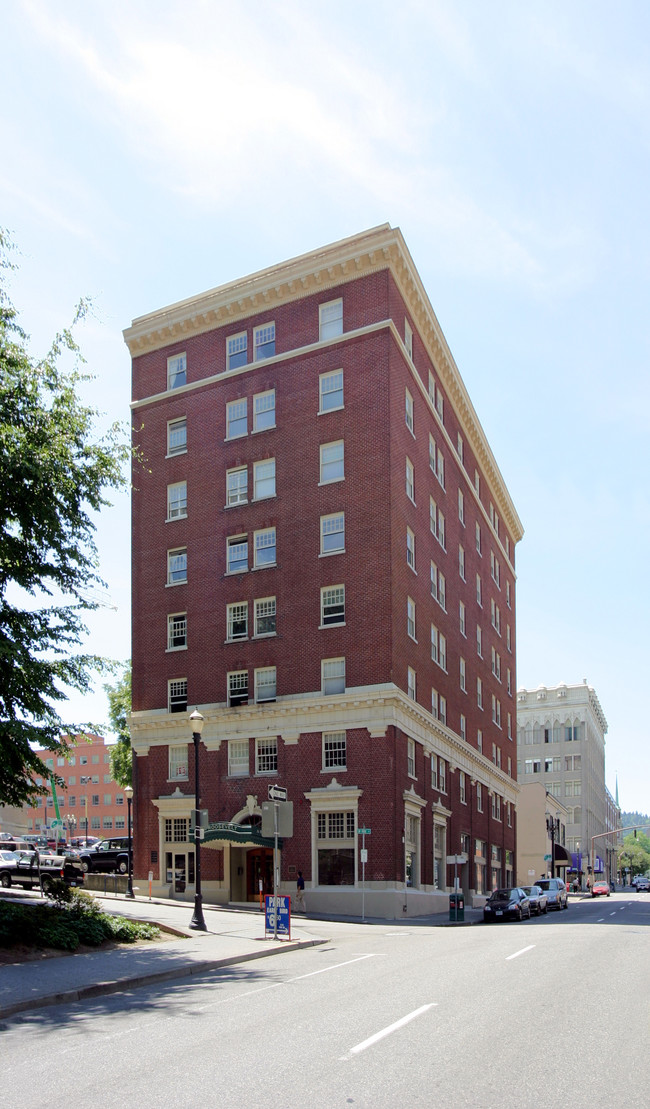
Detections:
2,1,648,812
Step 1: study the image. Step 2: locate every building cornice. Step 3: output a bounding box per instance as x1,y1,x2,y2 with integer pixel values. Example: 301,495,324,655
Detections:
129,684,518,802
125,223,522,541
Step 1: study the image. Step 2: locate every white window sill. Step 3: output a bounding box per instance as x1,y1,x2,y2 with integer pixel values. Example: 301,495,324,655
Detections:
166,515,188,523
225,500,249,509
319,549,345,558
166,580,187,588
319,622,346,630
166,645,188,653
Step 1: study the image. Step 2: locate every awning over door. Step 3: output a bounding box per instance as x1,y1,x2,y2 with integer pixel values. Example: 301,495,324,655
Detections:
553,843,572,866
202,821,279,850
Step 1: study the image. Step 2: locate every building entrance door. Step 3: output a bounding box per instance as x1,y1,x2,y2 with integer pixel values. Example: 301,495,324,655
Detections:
246,848,273,903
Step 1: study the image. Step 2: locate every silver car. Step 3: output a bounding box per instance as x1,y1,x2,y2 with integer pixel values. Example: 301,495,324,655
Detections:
521,884,548,915
535,877,568,910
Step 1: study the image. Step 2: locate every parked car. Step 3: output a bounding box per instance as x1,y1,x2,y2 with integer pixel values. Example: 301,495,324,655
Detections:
633,876,650,891
591,881,610,897
535,877,568,910
483,888,532,922
0,850,84,892
70,836,101,848
77,837,131,874
521,884,548,915
0,837,30,853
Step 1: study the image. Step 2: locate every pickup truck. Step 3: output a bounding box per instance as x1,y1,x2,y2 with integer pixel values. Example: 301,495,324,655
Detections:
0,850,85,892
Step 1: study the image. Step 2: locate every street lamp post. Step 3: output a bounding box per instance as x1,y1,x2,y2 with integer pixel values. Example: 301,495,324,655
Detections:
189,710,207,932
546,814,559,879
64,813,77,842
124,785,135,899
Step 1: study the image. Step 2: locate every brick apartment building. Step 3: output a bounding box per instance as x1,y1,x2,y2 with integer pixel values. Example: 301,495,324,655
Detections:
125,224,523,917
21,735,127,841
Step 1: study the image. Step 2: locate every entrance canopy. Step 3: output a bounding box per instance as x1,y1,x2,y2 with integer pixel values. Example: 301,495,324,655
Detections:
203,821,280,850
553,843,572,866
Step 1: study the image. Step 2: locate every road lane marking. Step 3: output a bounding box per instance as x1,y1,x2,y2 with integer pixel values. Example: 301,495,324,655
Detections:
506,945,535,961
342,1003,437,1059
597,918,605,922
290,955,376,981
610,912,616,916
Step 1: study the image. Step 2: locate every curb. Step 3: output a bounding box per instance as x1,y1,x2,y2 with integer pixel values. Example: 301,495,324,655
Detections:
0,937,327,1021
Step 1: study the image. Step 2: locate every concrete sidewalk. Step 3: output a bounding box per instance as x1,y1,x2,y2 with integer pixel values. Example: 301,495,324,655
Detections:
0,893,482,1020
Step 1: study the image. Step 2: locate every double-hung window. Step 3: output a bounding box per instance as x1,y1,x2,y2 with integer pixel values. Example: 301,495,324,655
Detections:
227,332,247,371
254,527,276,567
322,657,345,695
405,389,414,434
253,458,276,500
407,527,415,571
319,299,343,340
167,613,187,650
431,625,447,670
167,353,186,390
407,597,416,640
226,399,247,438
227,602,248,641
319,370,343,412
227,535,248,573
168,679,187,713
254,596,276,636
459,544,466,580
321,585,345,626
226,466,248,506
323,732,347,770
255,667,277,703
167,481,187,520
167,417,187,456
406,458,415,502
228,670,248,706
254,323,275,361
321,513,344,555
256,737,278,772
228,740,249,777
254,389,276,431
458,488,465,525
169,746,188,781
320,441,344,483
167,547,187,585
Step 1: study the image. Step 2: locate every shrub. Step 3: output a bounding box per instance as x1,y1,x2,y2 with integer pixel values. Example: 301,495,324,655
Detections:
0,894,159,951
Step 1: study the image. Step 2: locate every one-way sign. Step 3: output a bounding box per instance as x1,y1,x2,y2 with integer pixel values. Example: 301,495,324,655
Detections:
268,784,288,802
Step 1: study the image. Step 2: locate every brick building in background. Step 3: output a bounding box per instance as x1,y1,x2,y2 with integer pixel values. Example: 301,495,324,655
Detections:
125,224,523,917
21,736,126,841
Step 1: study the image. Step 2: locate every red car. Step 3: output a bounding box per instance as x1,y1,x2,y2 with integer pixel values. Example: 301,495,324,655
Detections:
592,881,610,897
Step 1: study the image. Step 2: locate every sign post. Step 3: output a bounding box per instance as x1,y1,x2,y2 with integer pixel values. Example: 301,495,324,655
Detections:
358,828,371,921
267,785,288,939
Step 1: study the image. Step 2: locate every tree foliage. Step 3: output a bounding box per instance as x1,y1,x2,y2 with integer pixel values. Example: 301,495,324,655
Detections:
0,232,129,805
618,833,650,879
105,662,132,788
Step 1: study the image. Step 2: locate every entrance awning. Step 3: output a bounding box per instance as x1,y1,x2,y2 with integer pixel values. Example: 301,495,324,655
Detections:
553,843,572,866
202,821,280,850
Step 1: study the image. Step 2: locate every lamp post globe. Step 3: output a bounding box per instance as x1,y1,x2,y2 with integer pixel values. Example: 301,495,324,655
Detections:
124,785,135,899
189,710,207,932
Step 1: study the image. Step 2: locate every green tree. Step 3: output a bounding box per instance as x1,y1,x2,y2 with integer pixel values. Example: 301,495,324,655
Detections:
618,834,650,880
0,232,129,806
105,662,132,787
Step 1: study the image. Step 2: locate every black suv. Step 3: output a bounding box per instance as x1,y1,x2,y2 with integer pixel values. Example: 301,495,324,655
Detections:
77,837,131,874
0,850,85,892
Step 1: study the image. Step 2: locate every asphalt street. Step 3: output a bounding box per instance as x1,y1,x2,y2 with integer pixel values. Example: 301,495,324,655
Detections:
2,891,649,1108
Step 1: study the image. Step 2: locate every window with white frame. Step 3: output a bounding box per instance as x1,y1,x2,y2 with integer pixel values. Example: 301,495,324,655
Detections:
506,580,511,608
491,551,501,588
460,713,466,741
405,810,421,888
253,458,276,500
459,544,466,580
228,670,248,706
405,388,414,434
431,561,446,610
323,732,347,770
439,758,446,792
167,352,186,390
458,488,465,525
404,319,413,358
434,822,446,890
407,527,416,571
475,521,482,554
164,817,189,842
320,440,344,484
167,613,187,650
227,332,247,371
254,322,275,361
317,810,355,885
167,547,187,586
428,370,435,405
319,298,343,340
477,728,483,753
431,689,440,721
254,596,276,636
431,752,439,788
506,624,512,651
167,417,187,456
227,534,248,573
227,601,248,641
457,432,464,463
407,737,416,777
477,782,483,811
406,457,415,502
407,666,416,701
507,713,512,739
460,771,466,804
476,573,482,606
491,647,501,681
460,657,466,692
168,679,187,714
254,527,276,567
167,481,187,520
477,676,483,709
431,625,447,670
476,624,483,657
319,369,343,412
491,599,501,635
435,384,444,420
407,597,416,640
226,398,247,438
492,695,502,727
321,584,345,626
168,746,188,780
474,469,480,495
322,657,345,695
459,600,466,637
228,739,249,777
226,465,248,506
321,513,344,555
255,667,277,703
256,737,278,773
253,389,276,431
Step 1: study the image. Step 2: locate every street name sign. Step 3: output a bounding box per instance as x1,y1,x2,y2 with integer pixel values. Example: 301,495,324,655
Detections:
358,827,371,835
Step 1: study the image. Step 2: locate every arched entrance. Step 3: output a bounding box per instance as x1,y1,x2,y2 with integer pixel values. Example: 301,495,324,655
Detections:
246,847,273,903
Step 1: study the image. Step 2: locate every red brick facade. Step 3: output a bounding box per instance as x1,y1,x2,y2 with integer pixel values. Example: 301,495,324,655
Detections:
126,225,522,917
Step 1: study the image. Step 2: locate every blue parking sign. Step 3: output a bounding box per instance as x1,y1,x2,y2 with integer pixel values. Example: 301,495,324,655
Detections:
265,894,291,938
